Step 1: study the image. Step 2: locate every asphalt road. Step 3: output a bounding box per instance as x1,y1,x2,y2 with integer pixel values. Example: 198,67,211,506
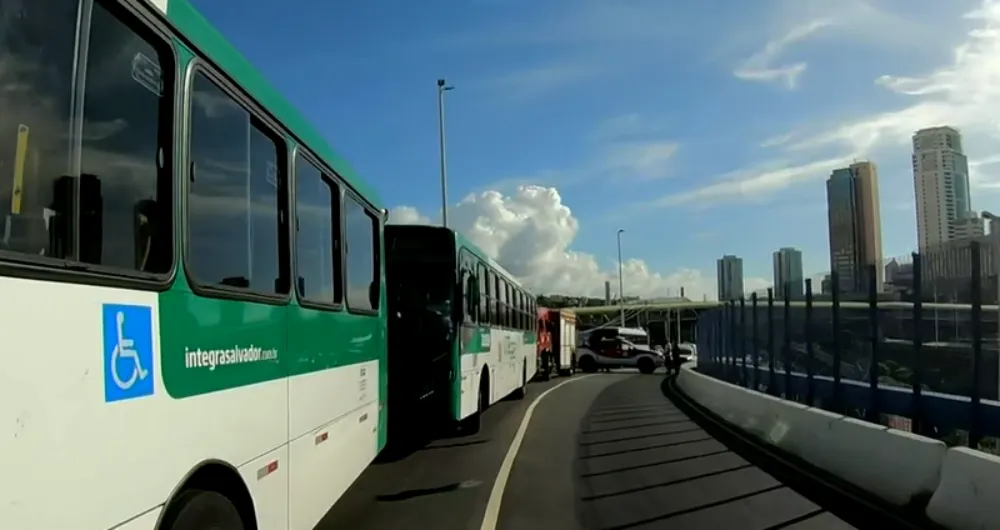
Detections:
317,370,858,530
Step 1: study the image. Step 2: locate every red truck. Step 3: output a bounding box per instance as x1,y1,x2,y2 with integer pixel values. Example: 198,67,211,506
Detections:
536,307,577,380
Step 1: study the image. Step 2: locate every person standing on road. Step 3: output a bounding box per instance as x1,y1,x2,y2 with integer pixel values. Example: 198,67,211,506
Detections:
670,341,683,375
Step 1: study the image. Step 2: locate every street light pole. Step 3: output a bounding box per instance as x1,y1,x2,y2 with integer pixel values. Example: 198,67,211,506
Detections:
437,79,454,228
617,229,626,326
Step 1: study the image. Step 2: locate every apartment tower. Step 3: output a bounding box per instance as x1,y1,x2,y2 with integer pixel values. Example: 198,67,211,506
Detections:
826,161,884,294
773,247,804,300
716,255,744,301
912,126,976,250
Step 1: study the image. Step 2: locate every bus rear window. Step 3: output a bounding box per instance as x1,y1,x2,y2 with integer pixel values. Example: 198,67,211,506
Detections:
386,225,452,261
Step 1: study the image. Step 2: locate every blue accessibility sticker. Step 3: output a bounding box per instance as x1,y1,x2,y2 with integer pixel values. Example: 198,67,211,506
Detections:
102,304,155,403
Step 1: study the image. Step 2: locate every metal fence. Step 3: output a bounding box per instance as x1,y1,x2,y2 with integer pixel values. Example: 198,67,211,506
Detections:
697,242,1000,454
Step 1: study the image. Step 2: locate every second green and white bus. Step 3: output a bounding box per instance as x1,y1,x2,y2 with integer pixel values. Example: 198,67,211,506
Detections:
385,225,537,439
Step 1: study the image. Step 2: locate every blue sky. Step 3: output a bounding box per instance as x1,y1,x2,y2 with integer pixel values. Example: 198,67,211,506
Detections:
192,0,1000,298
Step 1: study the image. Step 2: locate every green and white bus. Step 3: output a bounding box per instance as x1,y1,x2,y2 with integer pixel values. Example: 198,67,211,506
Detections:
385,225,537,437
1,0,389,529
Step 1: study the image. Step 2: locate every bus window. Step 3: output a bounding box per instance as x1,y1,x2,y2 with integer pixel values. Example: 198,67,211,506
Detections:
498,277,508,328
80,2,173,273
477,263,489,322
517,291,525,330
344,194,379,312
505,283,513,328
0,0,174,273
0,0,75,260
463,267,476,324
188,72,288,294
489,271,499,326
294,154,340,304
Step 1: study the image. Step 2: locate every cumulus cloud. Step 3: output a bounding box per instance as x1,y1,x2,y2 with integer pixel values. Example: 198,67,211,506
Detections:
386,205,431,225
389,185,769,300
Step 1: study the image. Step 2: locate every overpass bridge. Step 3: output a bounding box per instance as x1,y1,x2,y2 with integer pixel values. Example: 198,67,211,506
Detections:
564,300,724,340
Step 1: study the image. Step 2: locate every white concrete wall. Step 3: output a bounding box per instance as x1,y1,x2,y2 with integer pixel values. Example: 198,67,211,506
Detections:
677,365,946,507
926,447,1000,530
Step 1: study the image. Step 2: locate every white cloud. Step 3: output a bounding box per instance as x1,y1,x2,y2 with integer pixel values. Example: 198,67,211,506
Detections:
386,206,431,225
733,18,833,89
389,185,768,300
661,0,1000,208
784,1,1000,157
648,154,855,208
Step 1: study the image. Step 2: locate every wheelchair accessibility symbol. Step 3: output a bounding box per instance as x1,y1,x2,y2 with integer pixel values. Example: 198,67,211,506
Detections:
102,303,155,402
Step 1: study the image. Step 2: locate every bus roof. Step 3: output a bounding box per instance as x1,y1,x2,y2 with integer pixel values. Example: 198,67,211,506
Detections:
166,0,382,208
385,224,526,291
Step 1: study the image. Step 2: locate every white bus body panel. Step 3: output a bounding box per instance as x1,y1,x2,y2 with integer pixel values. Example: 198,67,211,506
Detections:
458,328,536,420
0,276,380,530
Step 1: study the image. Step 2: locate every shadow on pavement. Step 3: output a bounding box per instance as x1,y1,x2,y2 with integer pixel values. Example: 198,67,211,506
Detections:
574,375,843,530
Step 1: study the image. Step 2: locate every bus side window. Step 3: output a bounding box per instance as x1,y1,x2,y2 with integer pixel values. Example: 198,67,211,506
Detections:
511,287,524,329
505,284,510,328
294,154,340,305
343,194,379,312
490,271,503,328
0,0,175,274
477,263,489,323
488,270,498,326
497,277,508,328
188,72,288,294
463,268,476,324
518,291,526,330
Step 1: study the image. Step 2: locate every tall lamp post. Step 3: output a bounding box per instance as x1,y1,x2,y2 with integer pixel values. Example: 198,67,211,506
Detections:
617,229,626,326
437,79,454,228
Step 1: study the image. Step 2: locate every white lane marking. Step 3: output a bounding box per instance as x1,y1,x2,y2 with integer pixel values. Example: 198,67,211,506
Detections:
479,375,596,530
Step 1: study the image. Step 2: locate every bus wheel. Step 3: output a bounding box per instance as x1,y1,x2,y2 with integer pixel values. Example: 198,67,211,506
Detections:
161,490,243,530
459,374,487,435
638,357,656,375
579,355,597,373
510,361,526,400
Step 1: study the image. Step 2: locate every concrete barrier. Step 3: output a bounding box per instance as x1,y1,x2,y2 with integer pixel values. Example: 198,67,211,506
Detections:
926,447,1000,530
677,366,946,507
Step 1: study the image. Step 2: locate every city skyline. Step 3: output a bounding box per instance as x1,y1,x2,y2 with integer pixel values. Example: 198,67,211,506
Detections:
715,125,992,300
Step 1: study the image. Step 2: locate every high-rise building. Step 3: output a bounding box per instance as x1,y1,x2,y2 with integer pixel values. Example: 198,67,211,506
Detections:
826,161,884,294
604,281,611,305
716,255,744,301
773,247,804,299
912,126,974,250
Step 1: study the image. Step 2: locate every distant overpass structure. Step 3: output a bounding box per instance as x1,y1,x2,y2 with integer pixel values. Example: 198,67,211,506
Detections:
564,297,996,344
567,299,723,315
568,299,997,314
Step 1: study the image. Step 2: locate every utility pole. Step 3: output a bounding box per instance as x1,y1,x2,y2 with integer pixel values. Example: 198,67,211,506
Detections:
436,79,454,228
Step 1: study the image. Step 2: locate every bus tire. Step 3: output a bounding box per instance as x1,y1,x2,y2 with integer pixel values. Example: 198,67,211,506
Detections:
510,361,526,400
459,372,488,435
160,490,244,530
579,355,597,373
